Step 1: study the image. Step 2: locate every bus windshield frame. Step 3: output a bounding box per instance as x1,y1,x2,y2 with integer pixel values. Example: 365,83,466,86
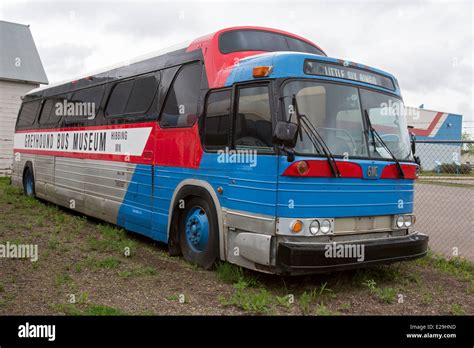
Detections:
279,78,414,162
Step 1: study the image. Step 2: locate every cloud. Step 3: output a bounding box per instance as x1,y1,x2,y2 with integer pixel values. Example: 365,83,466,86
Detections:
39,43,92,81
2,0,472,131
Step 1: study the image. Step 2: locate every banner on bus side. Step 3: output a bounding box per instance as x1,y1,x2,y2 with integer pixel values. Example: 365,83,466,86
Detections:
13,126,153,156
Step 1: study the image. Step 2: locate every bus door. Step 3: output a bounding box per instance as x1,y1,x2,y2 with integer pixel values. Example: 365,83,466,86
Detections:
201,83,279,222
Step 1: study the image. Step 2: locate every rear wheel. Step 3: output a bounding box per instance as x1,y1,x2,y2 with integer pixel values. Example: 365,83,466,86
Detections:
179,197,219,269
23,166,36,198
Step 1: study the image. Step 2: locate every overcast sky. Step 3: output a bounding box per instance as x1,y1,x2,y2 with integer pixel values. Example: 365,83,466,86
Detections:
1,0,473,134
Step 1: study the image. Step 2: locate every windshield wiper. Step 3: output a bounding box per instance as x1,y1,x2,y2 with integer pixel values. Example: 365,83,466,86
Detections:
363,109,405,179
292,95,341,178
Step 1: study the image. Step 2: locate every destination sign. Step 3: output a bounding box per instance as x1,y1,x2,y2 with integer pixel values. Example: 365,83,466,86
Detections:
304,60,395,90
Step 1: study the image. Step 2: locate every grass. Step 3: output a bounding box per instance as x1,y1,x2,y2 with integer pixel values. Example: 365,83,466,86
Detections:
0,292,16,308
1,177,473,315
84,224,137,254
48,238,60,250
338,302,352,311
450,304,465,315
54,213,66,224
166,294,186,303
219,280,275,314
76,291,89,304
299,291,313,315
84,304,125,315
315,303,335,315
216,263,304,314
275,294,292,308
350,265,405,287
362,279,397,304
96,257,121,269
297,282,335,315
419,171,474,177
75,256,122,272
415,180,474,188
118,266,157,279
53,303,126,316
375,287,397,304
54,273,73,288
215,262,260,287
415,251,474,282
421,292,433,306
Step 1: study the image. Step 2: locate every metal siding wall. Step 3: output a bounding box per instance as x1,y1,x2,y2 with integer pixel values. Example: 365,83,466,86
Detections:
0,80,38,176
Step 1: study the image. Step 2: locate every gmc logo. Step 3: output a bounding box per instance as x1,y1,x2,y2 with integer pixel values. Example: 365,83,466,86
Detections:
367,166,378,177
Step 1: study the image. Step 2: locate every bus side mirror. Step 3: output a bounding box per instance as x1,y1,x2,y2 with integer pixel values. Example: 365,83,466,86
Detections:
273,121,299,148
407,125,416,155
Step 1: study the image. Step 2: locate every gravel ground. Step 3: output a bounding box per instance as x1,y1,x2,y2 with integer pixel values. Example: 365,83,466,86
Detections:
1,178,473,316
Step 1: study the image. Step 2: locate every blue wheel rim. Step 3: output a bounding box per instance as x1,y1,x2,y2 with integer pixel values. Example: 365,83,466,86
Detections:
185,206,209,253
25,172,33,196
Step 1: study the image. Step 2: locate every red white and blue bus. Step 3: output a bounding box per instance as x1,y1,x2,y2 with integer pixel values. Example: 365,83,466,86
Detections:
12,26,428,274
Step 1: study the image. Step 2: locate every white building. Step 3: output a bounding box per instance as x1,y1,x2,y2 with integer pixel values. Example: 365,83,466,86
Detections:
0,20,48,176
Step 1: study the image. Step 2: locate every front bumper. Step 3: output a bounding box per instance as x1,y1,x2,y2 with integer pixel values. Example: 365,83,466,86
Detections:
276,232,429,275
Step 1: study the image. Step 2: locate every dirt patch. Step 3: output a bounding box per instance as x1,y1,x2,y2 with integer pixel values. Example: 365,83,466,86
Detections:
0,178,472,315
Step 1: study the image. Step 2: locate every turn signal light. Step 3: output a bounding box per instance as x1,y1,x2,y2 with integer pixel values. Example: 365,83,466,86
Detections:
296,161,309,175
290,220,304,234
252,66,273,77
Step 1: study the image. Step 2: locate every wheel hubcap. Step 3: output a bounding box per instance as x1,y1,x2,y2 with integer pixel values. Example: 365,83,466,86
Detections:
26,172,33,196
185,207,209,253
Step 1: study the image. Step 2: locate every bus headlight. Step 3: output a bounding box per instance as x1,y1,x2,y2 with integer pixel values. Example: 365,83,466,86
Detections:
396,216,405,228
320,219,331,234
394,214,415,229
309,220,320,235
404,215,414,227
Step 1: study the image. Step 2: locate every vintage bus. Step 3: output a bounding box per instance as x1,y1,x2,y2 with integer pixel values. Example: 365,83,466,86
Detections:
12,26,428,274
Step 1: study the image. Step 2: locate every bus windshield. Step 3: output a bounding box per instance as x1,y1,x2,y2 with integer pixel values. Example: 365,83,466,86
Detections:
282,80,413,161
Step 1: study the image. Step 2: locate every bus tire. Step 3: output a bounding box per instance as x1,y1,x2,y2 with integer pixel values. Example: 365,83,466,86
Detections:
23,164,36,198
179,196,219,269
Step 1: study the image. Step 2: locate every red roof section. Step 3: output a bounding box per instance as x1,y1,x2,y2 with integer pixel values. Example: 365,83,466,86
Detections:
186,26,326,88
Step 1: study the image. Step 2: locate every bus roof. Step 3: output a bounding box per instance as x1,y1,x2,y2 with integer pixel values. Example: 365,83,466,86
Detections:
26,26,326,97
223,51,401,95
26,40,192,95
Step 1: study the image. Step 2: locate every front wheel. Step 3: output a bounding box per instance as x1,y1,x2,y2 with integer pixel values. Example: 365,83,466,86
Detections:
23,166,36,198
179,197,219,269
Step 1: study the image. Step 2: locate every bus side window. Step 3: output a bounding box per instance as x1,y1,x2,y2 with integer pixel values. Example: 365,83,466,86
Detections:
105,74,159,118
203,90,231,149
68,85,105,121
16,100,41,128
125,74,160,114
38,99,63,126
105,80,134,117
160,63,202,127
234,85,273,149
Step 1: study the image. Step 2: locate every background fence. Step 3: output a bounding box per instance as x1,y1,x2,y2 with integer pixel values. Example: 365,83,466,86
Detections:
414,140,474,260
